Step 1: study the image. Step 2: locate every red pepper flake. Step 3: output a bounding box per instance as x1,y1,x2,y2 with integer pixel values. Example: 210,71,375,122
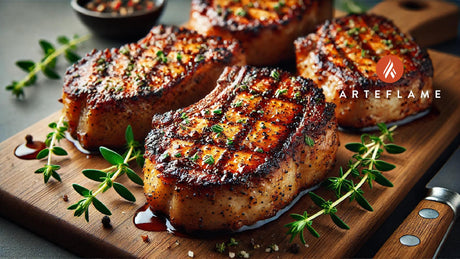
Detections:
141,234,150,243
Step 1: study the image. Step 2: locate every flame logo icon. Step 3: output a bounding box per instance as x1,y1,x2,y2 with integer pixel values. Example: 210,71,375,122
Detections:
377,55,404,83
383,59,396,79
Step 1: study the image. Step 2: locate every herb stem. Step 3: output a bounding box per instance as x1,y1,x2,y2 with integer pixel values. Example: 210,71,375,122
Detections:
341,147,374,179
100,156,136,173
47,115,65,165
286,124,404,243
304,127,392,222
93,145,134,197
11,34,90,95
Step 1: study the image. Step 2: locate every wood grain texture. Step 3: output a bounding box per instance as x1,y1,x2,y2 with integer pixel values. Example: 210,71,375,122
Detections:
370,0,459,47
375,199,454,258
0,50,459,258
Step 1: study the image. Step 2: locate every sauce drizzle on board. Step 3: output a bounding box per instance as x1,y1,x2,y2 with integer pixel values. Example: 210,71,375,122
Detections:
14,135,46,160
133,204,168,232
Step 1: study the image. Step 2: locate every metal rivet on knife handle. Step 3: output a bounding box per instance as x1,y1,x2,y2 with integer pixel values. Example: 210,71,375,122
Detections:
399,235,420,247
418,208,439,219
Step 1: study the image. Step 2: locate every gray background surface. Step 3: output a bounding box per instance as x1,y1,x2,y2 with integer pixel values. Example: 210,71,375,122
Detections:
0,0,458,257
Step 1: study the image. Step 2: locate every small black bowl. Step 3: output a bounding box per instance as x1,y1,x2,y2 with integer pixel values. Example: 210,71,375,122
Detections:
71,0,166,40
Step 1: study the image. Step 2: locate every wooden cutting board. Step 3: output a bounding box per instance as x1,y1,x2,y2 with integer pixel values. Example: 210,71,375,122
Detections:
0,49,459,258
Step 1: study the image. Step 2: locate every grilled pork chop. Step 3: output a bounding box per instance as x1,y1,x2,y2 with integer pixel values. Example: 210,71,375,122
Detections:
143,66,338,232
189,0,332,66
295,14,433,128
62,25,244,150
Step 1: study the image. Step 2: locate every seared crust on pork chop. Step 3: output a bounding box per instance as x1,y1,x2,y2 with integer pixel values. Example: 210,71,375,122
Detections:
295,14,433,128
189,0,332,66
143,66,338,232
62,25,244,150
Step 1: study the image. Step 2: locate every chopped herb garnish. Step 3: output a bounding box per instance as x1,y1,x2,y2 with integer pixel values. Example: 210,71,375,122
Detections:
162,153,170,159
216,5,223,16
361,49,366,58
126,63,134,72
347,27,360,36
239,84,248,90
274,1,285,11
203,155,215,165
275,89,288,97
232,100,243,108
216,242,226,253
96,58,106,65
120,48,130,55
174,153,182,158
176,52,183,62
304,135,315,147
181,112,188,119
213,109,222,115
235,8,247,17
237,118,247,124
190,153,199,162
372,24,379,32
400,48,409,54
257,110,264,114
256,148,264,153
227,138,234,145
294,91,301,99
346,42,355,48
211,124,224,133
205,110,210,115
156,50,168,64
194,54,205,62
381,39,393,47
228,238,239,246
270,70,280,80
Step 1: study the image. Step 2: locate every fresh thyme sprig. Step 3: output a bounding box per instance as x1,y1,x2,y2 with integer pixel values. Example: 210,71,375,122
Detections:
338,0,367,14
34,115,69,183
5,34,90,98
285,123,406,244
68,125,145,222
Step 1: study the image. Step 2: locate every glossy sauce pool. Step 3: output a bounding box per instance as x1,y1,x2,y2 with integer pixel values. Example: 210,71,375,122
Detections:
14,135,46,160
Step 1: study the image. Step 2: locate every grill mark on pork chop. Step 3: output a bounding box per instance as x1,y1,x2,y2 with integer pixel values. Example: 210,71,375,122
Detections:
145,66,333,186
63,25,244,150
295,14,434,128
191,0,319,34
296,14,433,91
327,23,366,83
65,26,240,102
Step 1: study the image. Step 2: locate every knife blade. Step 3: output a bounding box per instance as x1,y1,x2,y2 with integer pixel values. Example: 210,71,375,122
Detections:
375,147,460,258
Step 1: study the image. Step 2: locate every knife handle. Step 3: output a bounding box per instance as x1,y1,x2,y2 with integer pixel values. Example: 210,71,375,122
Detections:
375,199,454,258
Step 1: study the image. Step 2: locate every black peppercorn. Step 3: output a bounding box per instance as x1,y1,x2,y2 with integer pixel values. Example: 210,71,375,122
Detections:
102,216,112,229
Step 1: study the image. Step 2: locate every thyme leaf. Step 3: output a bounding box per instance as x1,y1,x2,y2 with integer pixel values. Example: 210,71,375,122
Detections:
5,34,90,98
68,125,145,222
35,115,68,183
